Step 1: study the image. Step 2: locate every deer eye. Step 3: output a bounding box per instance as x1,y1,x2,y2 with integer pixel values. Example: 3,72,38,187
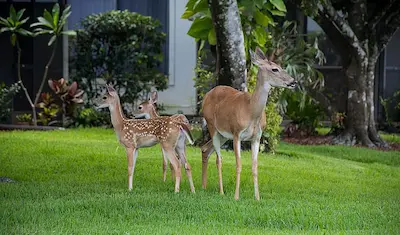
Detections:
138,106,142,110
272,68,279,72
102,96,107,100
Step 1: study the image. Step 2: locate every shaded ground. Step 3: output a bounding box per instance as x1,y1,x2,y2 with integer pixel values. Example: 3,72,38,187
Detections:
282,131,400,151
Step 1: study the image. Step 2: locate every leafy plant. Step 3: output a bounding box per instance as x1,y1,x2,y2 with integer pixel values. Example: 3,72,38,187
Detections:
328,112,346,135
16,113,32,124
193,55,216,110
284,92,325,136
0,82,21,124
261,89,284,153
183,0,286,54
380,90,400,128
48,78,84,126
71,10,168,109
71,108,111,128
0,4,75,126
37,93,60,126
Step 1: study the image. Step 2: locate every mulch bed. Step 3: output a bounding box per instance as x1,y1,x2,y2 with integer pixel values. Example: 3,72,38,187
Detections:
282,135,400,151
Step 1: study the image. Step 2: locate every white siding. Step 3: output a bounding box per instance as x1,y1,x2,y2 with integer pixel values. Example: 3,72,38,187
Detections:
158,0,197,115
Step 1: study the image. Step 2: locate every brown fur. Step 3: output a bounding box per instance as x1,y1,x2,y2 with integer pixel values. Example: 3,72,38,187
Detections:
201,47,296,200
97,85,195,193
134,92,194,188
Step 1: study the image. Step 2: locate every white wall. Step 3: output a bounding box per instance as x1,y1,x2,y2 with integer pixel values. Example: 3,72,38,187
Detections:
158,0,197,115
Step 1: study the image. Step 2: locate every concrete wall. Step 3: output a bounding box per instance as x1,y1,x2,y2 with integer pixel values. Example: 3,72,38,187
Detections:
158,0,197,115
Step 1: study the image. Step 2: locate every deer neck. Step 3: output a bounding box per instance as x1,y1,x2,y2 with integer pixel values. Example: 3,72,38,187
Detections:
250,70,271,120
108,98,126,131
150,106,159,118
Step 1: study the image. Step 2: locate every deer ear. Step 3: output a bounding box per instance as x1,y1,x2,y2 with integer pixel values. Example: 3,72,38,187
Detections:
250,47,268,67
150,91,158,104
106,84,117,96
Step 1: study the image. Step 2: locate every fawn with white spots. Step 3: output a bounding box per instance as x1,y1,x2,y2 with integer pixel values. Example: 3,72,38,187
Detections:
96,85,195,193
134,91,191,183
201,47,297,200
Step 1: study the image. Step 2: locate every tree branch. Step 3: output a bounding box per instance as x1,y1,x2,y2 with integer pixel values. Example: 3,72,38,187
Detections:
369,0,396,30
377,9,400,54
313,10,351,67
318,0,366,58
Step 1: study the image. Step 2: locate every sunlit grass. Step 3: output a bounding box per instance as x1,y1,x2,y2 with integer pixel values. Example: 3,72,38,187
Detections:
0,128,399,234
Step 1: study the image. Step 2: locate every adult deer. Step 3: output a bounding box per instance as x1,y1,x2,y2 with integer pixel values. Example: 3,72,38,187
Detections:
134,91,191,183
96,85,195,193
201,47,296,200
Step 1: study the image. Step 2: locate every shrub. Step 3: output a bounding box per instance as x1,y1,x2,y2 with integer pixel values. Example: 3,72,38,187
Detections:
193,54,216,112
284,92,325,136
71,10,168,109
70,108,111,128
0,82,20,124
261,89,284,153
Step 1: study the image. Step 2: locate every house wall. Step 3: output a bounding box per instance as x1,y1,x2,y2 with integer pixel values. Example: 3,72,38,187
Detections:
66,0,197,115
157,0,197,115
382,30,400,121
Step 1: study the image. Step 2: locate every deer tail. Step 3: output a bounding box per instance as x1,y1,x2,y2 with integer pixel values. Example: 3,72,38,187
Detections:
180,123,194,145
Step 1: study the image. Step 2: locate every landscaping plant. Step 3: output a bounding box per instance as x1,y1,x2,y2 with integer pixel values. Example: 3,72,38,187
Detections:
48,78,84,126
0,4,75,126
71,10,168,109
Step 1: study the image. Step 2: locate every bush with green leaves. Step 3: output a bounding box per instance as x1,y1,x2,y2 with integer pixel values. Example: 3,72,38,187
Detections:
284,92,325,136
0,82,20,124
71,10,168,108
261,89,284,153
70,108,111,128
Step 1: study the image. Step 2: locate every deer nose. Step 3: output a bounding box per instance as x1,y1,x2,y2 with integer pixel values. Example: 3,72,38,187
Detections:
288,81,297,88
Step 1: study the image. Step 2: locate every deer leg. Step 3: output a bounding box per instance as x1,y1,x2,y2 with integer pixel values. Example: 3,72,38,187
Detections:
126,147,138,191
162,147,168,182
175,135,195,193
169,162,176,180
233,136,242,200
201,139,214,189
162,145,181,193
251,138,261,201
162,148,175,181
213,134,227,195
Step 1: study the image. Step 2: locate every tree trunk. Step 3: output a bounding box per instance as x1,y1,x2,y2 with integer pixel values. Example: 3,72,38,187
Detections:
333,54,387,147
209,0,247,91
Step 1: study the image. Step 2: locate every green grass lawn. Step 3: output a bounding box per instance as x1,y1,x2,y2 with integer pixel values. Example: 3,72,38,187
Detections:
1,128,399,234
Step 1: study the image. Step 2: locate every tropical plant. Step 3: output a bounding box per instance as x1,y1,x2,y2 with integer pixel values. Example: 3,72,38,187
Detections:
37,92,60,126
16,113,32,124
0,82,20,124
284,91,325,136
0,4,75,126
71,10,168,110
48,78,84,126
183,0,286,55
0,6,34,124
30,3,76,125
